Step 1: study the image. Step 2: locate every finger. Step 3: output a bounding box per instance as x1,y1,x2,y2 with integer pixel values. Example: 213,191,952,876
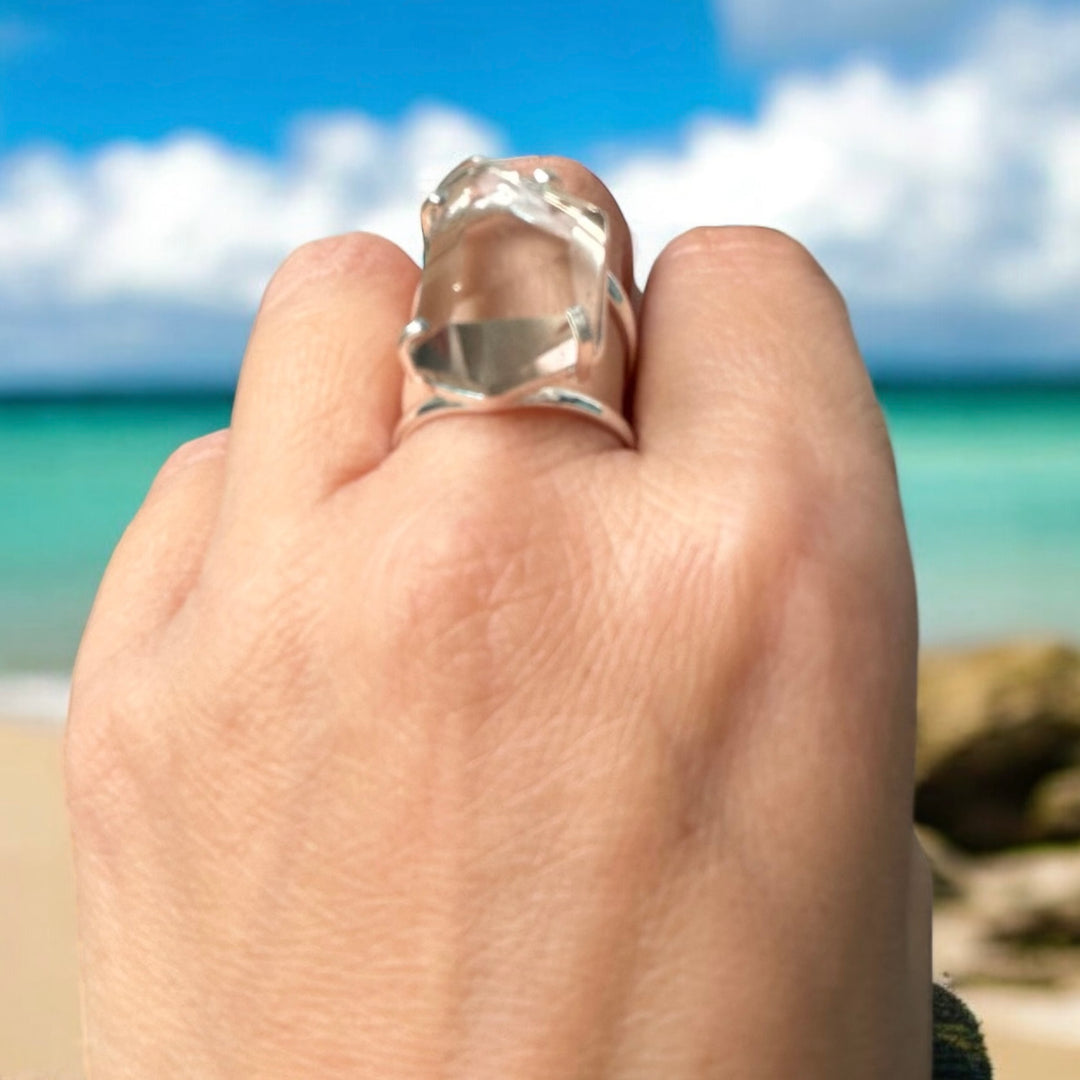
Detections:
633,227,893,478
222,233,419,521
394,156,637,471
630,227,916,795
74,430,229,677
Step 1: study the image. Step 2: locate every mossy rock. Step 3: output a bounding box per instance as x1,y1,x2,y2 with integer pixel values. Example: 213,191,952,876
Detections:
915,642,1080,852
1030,767,1080,841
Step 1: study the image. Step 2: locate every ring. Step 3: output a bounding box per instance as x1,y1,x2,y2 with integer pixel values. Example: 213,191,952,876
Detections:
393,157,637,448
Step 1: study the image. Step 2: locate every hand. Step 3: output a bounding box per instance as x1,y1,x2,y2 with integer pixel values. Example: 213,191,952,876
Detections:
65,157,931,1079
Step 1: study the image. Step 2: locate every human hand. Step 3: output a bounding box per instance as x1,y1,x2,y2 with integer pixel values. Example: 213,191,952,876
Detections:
65,156,931,1079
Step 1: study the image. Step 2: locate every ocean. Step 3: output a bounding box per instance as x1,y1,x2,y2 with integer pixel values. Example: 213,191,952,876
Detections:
1,388,1078,717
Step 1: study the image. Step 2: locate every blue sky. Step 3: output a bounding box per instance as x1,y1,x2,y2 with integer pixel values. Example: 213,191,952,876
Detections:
0,0,754,160
1,0,1079,388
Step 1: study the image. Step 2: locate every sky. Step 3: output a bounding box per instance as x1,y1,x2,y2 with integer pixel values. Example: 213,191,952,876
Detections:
1,0,1079,389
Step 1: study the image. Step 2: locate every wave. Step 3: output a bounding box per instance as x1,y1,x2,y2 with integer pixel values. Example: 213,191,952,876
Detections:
0,673,71,725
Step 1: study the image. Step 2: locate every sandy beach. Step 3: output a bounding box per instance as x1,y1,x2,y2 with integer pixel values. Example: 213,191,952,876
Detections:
0,720,81,1077
1,716,1078,1078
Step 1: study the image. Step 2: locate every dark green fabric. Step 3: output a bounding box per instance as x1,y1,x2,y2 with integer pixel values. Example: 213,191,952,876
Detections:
933,983,992,1079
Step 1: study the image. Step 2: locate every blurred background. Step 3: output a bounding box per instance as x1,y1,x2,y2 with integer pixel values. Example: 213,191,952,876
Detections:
1,0,1078,1075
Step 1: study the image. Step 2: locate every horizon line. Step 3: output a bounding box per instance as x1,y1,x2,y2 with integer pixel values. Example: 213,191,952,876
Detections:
5,370,1080,405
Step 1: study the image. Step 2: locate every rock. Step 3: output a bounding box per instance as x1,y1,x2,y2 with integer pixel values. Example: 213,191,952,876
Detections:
932,904,1071,988
1031,767,1080,842
915,641,1080,852
968,845,1080,948
932,842,1080,988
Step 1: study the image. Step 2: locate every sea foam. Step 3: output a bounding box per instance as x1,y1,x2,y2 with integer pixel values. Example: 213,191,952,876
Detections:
0,673,71,725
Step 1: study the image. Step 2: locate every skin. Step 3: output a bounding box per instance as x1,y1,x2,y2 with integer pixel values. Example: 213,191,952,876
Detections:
64,156,932,1079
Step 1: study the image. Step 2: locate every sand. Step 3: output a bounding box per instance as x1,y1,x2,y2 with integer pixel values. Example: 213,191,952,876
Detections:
0,720,82,1077
1,718,1077,1078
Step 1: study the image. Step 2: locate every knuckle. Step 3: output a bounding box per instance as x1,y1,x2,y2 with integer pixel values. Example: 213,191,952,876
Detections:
382,500,522,631
748,437,853,556
370,492,584,703
710,440,843,609
726,225,822,271
63,675,158,844
194,536,327,688
262,231,413,310
658,225,843,301
736,454,821,562
737,439,913,634
152,429,229,488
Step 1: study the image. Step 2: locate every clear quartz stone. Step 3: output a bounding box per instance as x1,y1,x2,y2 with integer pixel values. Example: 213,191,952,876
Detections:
405,158,608,398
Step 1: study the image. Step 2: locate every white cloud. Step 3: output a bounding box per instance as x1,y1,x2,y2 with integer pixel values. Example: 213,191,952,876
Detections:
716,0,990,61
607,4,1080,367
0,5,1078,387
0,106,502,386
0,105,500,309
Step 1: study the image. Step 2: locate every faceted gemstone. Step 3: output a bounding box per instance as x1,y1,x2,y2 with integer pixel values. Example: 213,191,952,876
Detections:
403,158,609,399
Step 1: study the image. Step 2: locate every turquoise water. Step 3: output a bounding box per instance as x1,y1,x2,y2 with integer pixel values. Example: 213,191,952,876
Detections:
1,389,1078,675
0,397,232,673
